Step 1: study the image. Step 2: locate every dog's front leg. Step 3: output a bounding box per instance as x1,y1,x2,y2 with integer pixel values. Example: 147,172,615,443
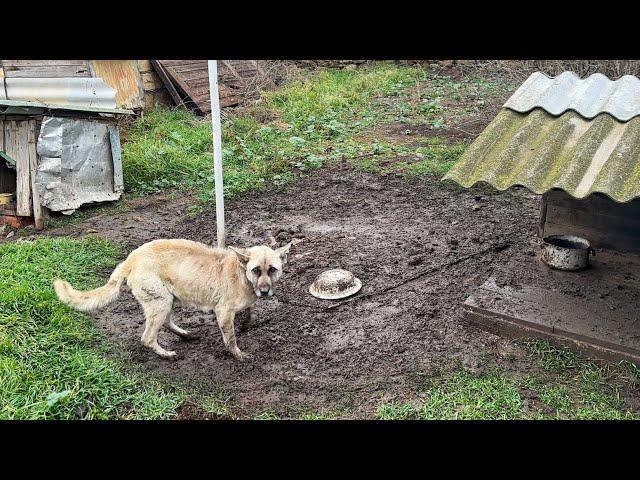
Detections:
214,307,249,360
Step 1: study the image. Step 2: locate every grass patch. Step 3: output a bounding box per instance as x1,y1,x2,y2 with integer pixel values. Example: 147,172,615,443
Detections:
0,237,195,419
376,369,522,420
377,340,640,420
121,64,487,204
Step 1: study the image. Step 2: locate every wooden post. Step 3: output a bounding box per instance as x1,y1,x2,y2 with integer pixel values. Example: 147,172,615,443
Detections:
27,120,44,230
538,193,548,238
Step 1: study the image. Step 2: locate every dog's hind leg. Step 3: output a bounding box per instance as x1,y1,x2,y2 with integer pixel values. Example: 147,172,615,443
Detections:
132,281,176,359
139,299,176,359
214,307,248,360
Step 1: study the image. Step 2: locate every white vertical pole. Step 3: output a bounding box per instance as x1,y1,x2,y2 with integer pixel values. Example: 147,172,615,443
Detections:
208,60,225,248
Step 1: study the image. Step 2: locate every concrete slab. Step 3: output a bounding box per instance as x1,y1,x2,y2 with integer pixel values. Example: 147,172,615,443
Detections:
464,251,640,365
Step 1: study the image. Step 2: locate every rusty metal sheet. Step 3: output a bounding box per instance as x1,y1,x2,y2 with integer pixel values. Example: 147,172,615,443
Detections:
504,71,640,121
89,60,144,110
35,116,123,214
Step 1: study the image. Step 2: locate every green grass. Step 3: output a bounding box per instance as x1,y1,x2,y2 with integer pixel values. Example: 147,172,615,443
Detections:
375,340,640,420
121,64,505,206
0,237,229,419
376,369,522,420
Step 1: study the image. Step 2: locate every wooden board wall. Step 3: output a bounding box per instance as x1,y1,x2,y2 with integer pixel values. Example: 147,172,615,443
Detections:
543,190,640,252
1,60,91,78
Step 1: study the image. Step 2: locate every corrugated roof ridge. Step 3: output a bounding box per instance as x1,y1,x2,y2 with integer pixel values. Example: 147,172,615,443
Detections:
504,71,640,122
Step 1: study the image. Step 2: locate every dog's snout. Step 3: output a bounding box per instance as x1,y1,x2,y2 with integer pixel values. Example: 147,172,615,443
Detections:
259,289,270,297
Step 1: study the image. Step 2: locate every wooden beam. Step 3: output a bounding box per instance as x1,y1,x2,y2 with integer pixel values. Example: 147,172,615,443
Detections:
27,120,43,230
150,60,187,110
538,192,548,238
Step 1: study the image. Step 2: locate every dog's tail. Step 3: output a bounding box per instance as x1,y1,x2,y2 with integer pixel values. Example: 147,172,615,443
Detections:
53,259,131,312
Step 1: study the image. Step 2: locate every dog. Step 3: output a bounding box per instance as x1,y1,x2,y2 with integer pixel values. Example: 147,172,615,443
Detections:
53,239,292,360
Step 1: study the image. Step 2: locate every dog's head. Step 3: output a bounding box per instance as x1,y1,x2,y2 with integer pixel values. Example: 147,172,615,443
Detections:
229,243,292,297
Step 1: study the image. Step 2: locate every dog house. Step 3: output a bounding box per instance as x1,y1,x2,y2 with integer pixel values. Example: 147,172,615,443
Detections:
444,71,640,364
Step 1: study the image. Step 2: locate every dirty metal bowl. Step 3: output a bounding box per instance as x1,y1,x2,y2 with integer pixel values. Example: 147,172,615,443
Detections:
0,193,12,206
541,234,595,271
309,269,362,300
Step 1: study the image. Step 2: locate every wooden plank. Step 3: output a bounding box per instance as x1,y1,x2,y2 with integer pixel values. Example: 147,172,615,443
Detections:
538,192,548,238
546,189,640,219
150,60,188,110
2,60,90,78
27,120,43,230
0,120,16,195
545,203,640,237
89,60,144,110
4,121,31,216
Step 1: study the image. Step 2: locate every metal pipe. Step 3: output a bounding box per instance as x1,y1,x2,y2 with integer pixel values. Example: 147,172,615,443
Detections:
208,60,225,248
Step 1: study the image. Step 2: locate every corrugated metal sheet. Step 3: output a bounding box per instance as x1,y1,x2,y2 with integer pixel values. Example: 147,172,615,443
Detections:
0,77,117,110
89,60,144,110
504,71,640,121
443,108,640,203
35,116,124,213
0,99,133,115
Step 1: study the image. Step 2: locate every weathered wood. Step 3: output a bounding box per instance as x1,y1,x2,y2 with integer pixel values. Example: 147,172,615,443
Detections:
2,60,91,78
27,121,43,230
89,61,144,110
156,60,265,114
158,61,211,113
4,121,31,216
150,61,188,110
0,119,17,195
538,192,548,238
546,189,640,219
543,190,640,251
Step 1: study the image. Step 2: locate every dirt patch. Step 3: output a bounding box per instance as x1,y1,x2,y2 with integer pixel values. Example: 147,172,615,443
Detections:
34,162,640,418
35,162,537,416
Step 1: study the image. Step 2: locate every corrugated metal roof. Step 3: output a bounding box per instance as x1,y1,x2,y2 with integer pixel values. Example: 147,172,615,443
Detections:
443,108,640,203
504,71,640,121
0,99,133,115
0,77,117,110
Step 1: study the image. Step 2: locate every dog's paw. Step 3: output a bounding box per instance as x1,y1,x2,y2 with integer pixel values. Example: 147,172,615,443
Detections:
160,350,179,360
233,350,251,361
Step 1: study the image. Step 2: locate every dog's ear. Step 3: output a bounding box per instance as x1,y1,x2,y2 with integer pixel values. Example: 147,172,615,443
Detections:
275,242,293,265
228,246,251,265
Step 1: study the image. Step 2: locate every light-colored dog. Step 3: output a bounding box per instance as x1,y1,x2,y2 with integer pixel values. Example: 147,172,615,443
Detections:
53,239,292,360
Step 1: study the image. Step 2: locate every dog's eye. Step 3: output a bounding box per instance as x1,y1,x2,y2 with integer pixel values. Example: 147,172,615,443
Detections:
252,267,261,275
268,266,277,275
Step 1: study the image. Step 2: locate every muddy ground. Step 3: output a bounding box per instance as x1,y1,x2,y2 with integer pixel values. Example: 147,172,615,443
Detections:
33,160,584,418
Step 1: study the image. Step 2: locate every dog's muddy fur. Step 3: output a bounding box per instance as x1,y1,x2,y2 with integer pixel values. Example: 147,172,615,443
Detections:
38,162,640,418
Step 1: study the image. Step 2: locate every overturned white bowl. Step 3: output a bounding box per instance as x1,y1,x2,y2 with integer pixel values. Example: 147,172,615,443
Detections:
309,269,362,300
